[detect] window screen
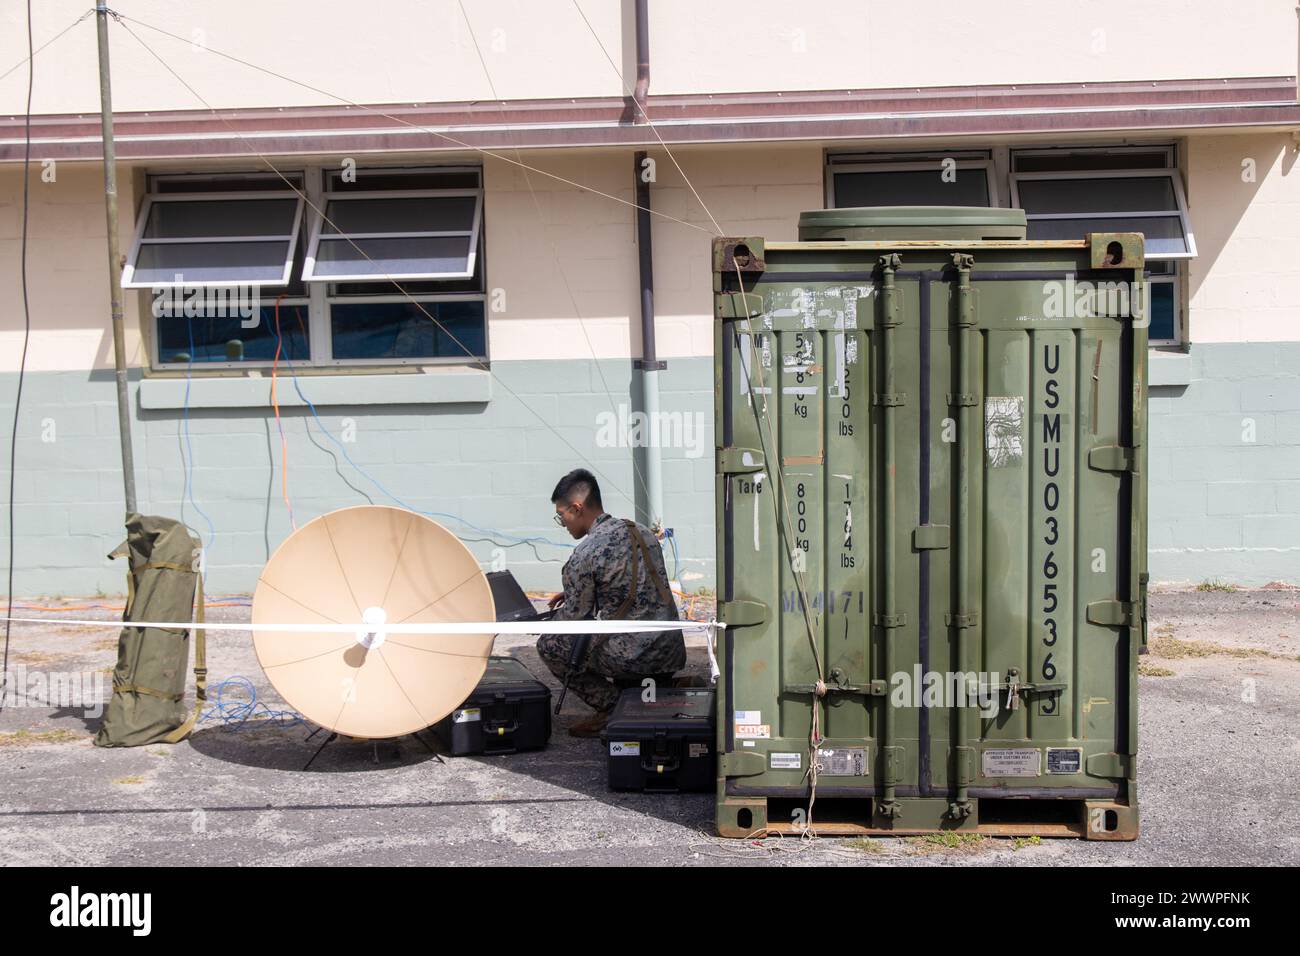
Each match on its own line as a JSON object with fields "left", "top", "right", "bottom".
{"left": 1012, "top": 170, "right": 1196, "bottom": 259}
{"left": 304, "top": 190, "right": 483, "bottom": 281}
{"left": 830, "top": 163, "right": 993, "bottom": 208}
{"left": 122, "top": 192, "right": 304, "bottom": 288}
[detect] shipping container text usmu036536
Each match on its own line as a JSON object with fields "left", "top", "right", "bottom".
{"left": 712, "top": 207, "right": 1147, "bottom": 839}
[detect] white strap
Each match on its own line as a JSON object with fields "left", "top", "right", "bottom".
{"left": 2, "top": 615, "right": 722, "bottom": 636}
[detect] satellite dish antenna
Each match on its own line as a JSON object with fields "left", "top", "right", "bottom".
{"left": 252, "top": 505, "right": 496, "bottom": 739}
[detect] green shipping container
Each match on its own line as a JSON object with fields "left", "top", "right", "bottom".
{"left": 712, "top": 207, "right": 1148, "bottom": 840}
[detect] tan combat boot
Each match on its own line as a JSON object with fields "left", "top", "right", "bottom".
{"left": 567, "top": 710, "right": 611, "bottom": 738}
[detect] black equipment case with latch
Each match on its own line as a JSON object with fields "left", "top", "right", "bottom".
{"left": 435, "top": 656, "right": 552, "bottom": 756}
{"left": 601, "top": 688, "right": 716, "bottom": 792}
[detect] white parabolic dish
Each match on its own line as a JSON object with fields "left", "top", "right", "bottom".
{"left": 252, "top": 505, "right": 496, "bottom": 739}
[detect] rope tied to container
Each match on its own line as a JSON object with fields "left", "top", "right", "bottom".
{"left": 731, "top": 257, "right": 828, "bottom": 841}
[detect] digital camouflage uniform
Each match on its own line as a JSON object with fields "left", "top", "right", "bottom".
{"left": 538, "top": 512, "right": 685, "bottom": 711}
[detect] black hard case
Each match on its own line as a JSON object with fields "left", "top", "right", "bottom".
{"left": 435, "top": 656, "right": 552, "bottom": 756}
{"left": 601, "top": 688, "right": 716, "bottom": 793}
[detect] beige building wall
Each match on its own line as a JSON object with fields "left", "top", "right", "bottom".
{"left": 0, "top": 162, "right": 144, "bottom": 373}
{"left": 653, "top": 0, "right": 1299, "bottom": 93}
{"left": 484, "top": 144, "right": 820, "bottom": 362}
{"left": 1187, "top": 132, "right": 1300, "bottom": 343}
{"left": 0, "top": 143, "right": 823, "bottom": 372}
{"left": 4, "top": 129, "right": 1299, "bottom": 375}
{"left": 2, "top": 1, "right": 1295, "bottom": 115}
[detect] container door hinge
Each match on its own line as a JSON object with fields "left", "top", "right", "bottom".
{"left": 718, "top": 446, "right": 765, "bottom": 475}
{"left": 717, "top": 292, "right": 765, "bottom": 319}
{"left": 1088, "top": 445, "right": 1136, "bottom": 472}
{"left": 882, "top": 746, "right": 905, "bottom": 785}
{"left": 719, "top": 600, "right": 767, "bottom": 628}
{"left": 874, "top": 393, "right": 907, "bottom": 407}
{"left": 1085, "top": 752, "right": 1135, "bottom": 780}
{"left": 720, "top": 750, "right": 766, "bottom": 778}
{"left": 912, "top": 524, "right": 949, "bottom": 550}
{"left": 954, "top": 746, "right": 976, "bottom": 785}
{"left": 945, "top": 612, "right": 979, "bottom": 628}
{"left": 946, "top": 393, "right": 978, "bottom": 407}
{"left": 874, "top": 612, "right": 906, "bottom": 628}
{"left": 1087, "top": 600, "right": 1137, "bottom": 628}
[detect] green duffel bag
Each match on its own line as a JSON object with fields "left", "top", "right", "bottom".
{"left": 94, "top": 514, "right": 207, "bottom": 748}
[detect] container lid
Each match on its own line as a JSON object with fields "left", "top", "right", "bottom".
{"left": 798, "top": 206, "right": 1027, "bottom": 241}
{"left": 607, "top": 688, "right": 716, "bottom": 725}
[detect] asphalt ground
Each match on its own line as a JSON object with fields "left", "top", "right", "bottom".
{"left": 0, "top": 587, "right": 1296, "bottom": 866}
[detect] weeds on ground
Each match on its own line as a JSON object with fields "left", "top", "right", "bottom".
{"left": 907, "top": 832, "right": 984, "bottom": 853}
{"left": 1138, "top": 662, "right": 1176, "bottom": 677}
{"left": 1195, "top": 579, "right": 1237, "bottom": 592}
{"left": 1150, "top": 635, "right": 1298, "bottom": 662}
{"left": 0, "top": 729, "right": 83, "bottom": 747}
{"left": 844, "top": 837, "right": 885, "bottom": 853}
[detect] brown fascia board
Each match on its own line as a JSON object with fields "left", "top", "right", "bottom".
{"left": 1, "top": 76, "right": 1298, "bottom": 162}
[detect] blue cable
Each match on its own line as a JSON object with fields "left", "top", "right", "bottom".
{"left": 273, "top": 311, "right": 574, "bottom": 551}
{"left": 198, "top": 675, "right": 304, "bottom": 730}
{"left": 182, "top": 315, "right": 217, "bottom": 558}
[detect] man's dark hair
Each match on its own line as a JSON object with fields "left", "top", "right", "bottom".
{"left": 551, "top": 468, "right": 603, "bottom": 509}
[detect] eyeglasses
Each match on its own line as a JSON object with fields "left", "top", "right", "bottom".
{"left": 553, "top": 502, "right": 579, "bottom": 526}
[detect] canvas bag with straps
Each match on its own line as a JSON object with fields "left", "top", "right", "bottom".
{"left": 94, "top": 514, "right": 207, "bottom": 747}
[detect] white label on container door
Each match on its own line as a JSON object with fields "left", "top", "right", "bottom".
{"left": 817, "top": 748, "right": 868, "bottom": 776}
{"left": 982, "top": 748, "right": 1041, "bottom": 777}
{"left": 734, "top": 710, "right": 761, "bottom": 725}
{"left": 609, "top": 741, "right": 640, "bottom": 756}
{"left": 770, "top": 752, "right": 802, "bottom": 770}
{"left": 452, "top": 708, "right": 481, "bottom": 723}
{"left": 1046, "top": 747, "right": 1083, "bottom": 774}
{"left": 985, "top": 396, "right": 1025, "bottom": 468}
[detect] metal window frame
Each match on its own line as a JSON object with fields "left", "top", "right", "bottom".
{"left": 1009, "top": 167, "right": 1197, "bottom": 259}
{"left": 144, "top": 164, "right": 490, "bottom": 373}
{"left": 827, "top": 149, "right": 992, "bottom": 166}
{"left": 1144, "top": 274, "right": 1180, "bottom": 346}
{"left": 323, "top": 163, "right": 482, "bottom": 191}
{"left": 825, "top": 158, "right": 999, "bottom": 209}
{"left": 122, "top": 190, "right": 305, "bottom": 289}
{"left": 323, "top": 292, "right": 489, "bottom": 368}
{"left": 150, "top": 169, "right": 306, "bottom": 191}
{"left": 1009, "top": 143, "right": 1177, "bottom": 172}
{"left": 302, "top": 187, "right": 484, "bottom": 282}
{"left": 151, "top": 295, "right": 314, "bottom": 371}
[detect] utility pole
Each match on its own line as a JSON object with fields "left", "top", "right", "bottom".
{"left": 95, "top": 2, "right": 138, "bottom": 515}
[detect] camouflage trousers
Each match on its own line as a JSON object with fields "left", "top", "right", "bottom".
{"left": 537, "top": 630, "right": 686, "bottom": 712}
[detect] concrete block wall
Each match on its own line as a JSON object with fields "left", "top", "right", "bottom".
{"left": 0, "top": 357, "right": 716, "bottom": 597}
{"left": 1147, "top": 343, "right": 1300, "bottom": 586}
